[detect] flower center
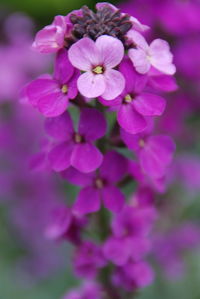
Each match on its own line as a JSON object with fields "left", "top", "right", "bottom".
{"left": 139, "top": 139, "right": 145, "bottom": 147}
{"left": 93, "top": 65, "right": 104, "bottom": 74}
{"left": 61, "top": 84, "right": 68, "bottom": 94}
{"left": 124, "top": 94, "right": 132, "bottom": 103}
{"left": 74, "top": 133, "right": 83, "bottom": 143}
{"left": 95, "top": 178, "right": 104, "bottom": 189}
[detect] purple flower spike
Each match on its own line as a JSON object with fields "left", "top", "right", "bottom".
{"left": 68, "top": 35, "right": 125, "bottom": 100}
{"left": 32, "top": 15, "right": 70, "bottom": 53}
{"left": 45, "top": 108, "right": 106, "bottom": 173}
{"left": 100, "top": 58, "right": 166, "bottom": 134}
{"left": 26, "top": 49, "right": 79, "bottom": 117}
{"left": 62, "top": 151, "right": 128, "bottom": 214}
{"left": 121, "top": 129, "right": 176, "bottom": 179}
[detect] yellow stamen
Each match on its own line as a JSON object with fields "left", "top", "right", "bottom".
{"left": 93, "top": 66, "right": 104, "bottom": 74}
{"left": 124, "top": 94, "right": 132, "bottom": 103}
{"left": 61, "top": 84, "right": 68, "bottom": 94}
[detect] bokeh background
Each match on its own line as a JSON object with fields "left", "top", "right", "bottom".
{"left": 1, "top": 0, "right": 200, "bottom": 298}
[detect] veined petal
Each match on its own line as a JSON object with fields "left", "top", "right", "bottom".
{"left": 133, "top": 93, "right": 166, "bottom": 116}
{"left": 26, "top": 78, "right": 58, "bottom": 106}
{"left": 96, "top": 35, "right": 124, "bottom": 68}
{"left": 150, "top": 39, "right": 176, "bottom": 75}
{"left": 117, "top": 103, "right": 147, "bottom": 134}
{"left": 45, "top": 111, "right": 74, "bottom": 141}
{"left": 77, "top": 72, "right": 106, "bottom": 98}
{"left": 38, "top": 92, "right": 68, "bottom": 117}
{"left": 101, "top": 69, "right": 125, "bottom": 100}
{"left": 128, "top": 48, "right": 151, "bottom": 74}
{"left": 68, "top": 37, "right": 99, "bottom": 71}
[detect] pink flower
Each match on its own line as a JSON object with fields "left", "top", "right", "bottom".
{"left": 26, "top": 49, "right": 79, "bottom": 117}
{"left": 45, "top": 108, "right": 106, "bottom": 173}
{"left": 32, "top": 15, "right": 70, "bottom": 53}
{"left": 121, "top": 129, "right": 176, "bottom": 179}
{"left": 68, "top": 35, "right": 125, "bottom": 100}
{"left": 128, "top": 31, "right": 176, "bottom": 75}
{"left": 112, "top": 260, "right": 154, "bottom": 291}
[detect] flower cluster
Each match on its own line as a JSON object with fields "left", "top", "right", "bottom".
{"left": 24, "top": 2, "right": 177, "bottom": 298}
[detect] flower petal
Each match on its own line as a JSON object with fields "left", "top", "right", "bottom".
{"left": 96, "top": 35, "right": 124, "bottom": 68}
{"left": 74, "top": 187, "right": 101, "bottom": 214}
{"left": 101, "top": 69, "right": 125, "bottom": 100}
{"left": 71, "top": 143, "right": 103, "bottom": 173}
{"left": 140, "top": 135, "right": 176, "bottom": 178}
{"left": 77, "top": 72, "right": 106, "bottom": 98}
{"left": 102, "top": 185, "right": 125, "bottom": 213}
{"left": 45, "top": 111, "right": 74, "bottom": 141}
{"left": 128, "top": 48, "right": 151, "bottom": 74}
{"left": 133, "top": 93, "right": 166, "bottom": 116}
{"left": 26, "top": 78, "right": 58, "bottom": 106}
{"left": 54, "top": 48, "right": 74, "bottom": 84}
{"left": 150, "top": 39, "right": 176, "bottom": 75}
{"left": 117, "top": 103, "right": 147, "bottom": 134}
{"left": 48, "top": 141, "right": 74, "bottom": 172}
{"left": 38, "top": 92, "right": 68, "bottom": 117}
{"left": 68, "top": 37, "right": 99, "bottom": 71}
{"left": 61, "top": 167, "right": 94, "bottom": 187}
{"left": 100, "top": 151, "right": 127, "bottom": 183}
{"left": 78, "top": 108, "right": 107, "bottom": 141}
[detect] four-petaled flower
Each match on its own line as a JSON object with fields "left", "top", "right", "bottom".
{"left": 45, "top": 108, "right": 106, "bottom": 173}
{"left": 68, "top": 35, "right": 125, "bottom": 100}
{"left": 128, "top": 31, "right": 176, "bottom": 75}
{"left": 26, "top": 49, "right": 79, "bottom": 117}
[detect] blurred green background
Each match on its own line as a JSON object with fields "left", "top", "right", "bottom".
{"left": 1, "top": 0, "right": 200, "bottom": 298}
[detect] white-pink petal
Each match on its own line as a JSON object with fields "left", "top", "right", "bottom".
{"left": 127, "top": 30, "right": 149, "bottom": 50}
{"left": 68, "top": 37, "right": 99, "bottom": 71}
{"left": 128, "top": 48, "right": 151, "bottom": 74}
{"left": 150, "top": 39, "right": 176, "bottom": 75}
{"left": 96, "top": 35, "right": 124, "bottom": 68}
{"left": 101, "top": 69, "right": 125, "bottom": 100}
{"left": 77, "top": 72, "right": 106, "bottom": 98}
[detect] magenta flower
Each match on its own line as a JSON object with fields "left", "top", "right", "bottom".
{"left": 73, "top": 241, "right": 106, "bottom": 279}
{"left": 103, "top": 235, "right": 151, "bottom": 266}
{"left": 32, "top": 15, "right": 70, "bottom": 53}
{"left": 68, "top": 35, "right": 125, "bottom": 100}
{"left": 26, "top": 49, "right": 79, "bottom": 117}
{"left": 112, "top": 260, "right": 154, "bottom": 291}
{"left": 63, "top": 281, "right": 103, "bottom": 299}
{"left": 62, "top": 151, "right": 127, "bottom": 214}
{"left": 121, "top": 129, "right": 176, "bottom": 178}
{"left": 128, "top": 31, "right": 176, "bottom": 75}
{"left": 44, "top": 205, "right": 87, "bottom": 245}
{"left": 100, "top": 58, "right": 166, "bottom": 134}
{"left": 45, "top": 108, "right": 106, "bottom": 173}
